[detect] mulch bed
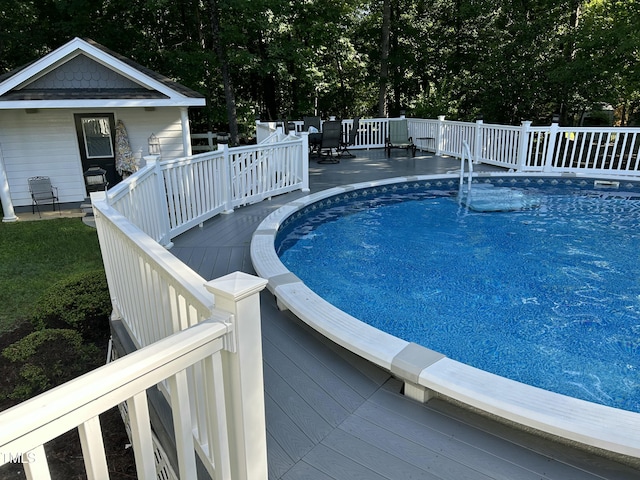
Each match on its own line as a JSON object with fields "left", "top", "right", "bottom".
{"left": 0, "top": 322, "right": 137, "bottom": 479}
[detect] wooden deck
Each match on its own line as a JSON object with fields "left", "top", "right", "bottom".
{"left": 171, "top": 149, "right": 640, "bottom": 479}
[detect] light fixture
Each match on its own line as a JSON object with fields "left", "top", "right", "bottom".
{"left": 83, "top": 166, "right": 108, "bottom": 193}
{"left": 148, "top": 133, "right": 161, "bottom": 155}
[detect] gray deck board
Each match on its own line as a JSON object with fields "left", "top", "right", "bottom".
{"left": 262, "top": 338, "right": 351, "bottom": 427}
{"left": 170, "top": 149, "right": 640, "bottom": 480}
{"left": 322, "top": 428, "right": 460, "bottom": 480}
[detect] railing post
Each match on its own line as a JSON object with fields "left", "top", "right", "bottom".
{"left": 517, "top": 121, "right": 532, "bottom": 172}
{"left": 220, "top": 144, "right": 234, "bottom": 214}
{"left": 474, "top": 118, "right": 483, "bottom": 164}
{"left": 300, "top": 132, "right": 310, "bottom": 193}
{"left": 436, "top": 115, "right": 445, "bottom": 156}
{"left": 205, "top": 272, "right": 269, "bottom": 480}
{"left": 145, "top": 155, "right": 173, "bottom": 248}
{"left": 544, "top": 119, "right": 560, "bottom": 172}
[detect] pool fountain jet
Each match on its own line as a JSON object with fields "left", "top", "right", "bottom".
{"left": 458, "top": 141, "right": 540, "bottom": 212}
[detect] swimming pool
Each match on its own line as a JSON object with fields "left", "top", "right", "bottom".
{"left": 250, "top": 173, "right": 640, "bottom": 458}
{"left": 276, "top": 179, "right": 640, "bottom": 413}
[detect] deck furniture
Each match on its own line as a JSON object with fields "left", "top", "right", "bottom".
{"left": 338, "top": 117, "right": 359, "bottom": 157}
{"left": 303, "top": 116, "right": 321, "bottom": 132}
{"left": 385, "top": 119, "right": 416, "bottom": 157}
{"left": 28, "top": 176, "right": 59, "bottom": 217}
{"left": 317, "top": 120, "right": 342, "bottom": 163}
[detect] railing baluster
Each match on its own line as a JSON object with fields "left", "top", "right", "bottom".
{"left": 78, "top": 416, "right": 109, "bottom": 480}
{"left": 168, "top": 370, "right": 198, "bottom": 479}
{"left": 23, "top": 445, "right": 50, "bottom": 480}
{"left": 127, "top": 392, "right": 159, "bottom": 479}
{"left": 205, "top": 351, "right": 232, "bottom": 479}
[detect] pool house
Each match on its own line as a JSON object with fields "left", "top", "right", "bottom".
{"left": 2, "top": 116, "right": 640, "bottom": 479}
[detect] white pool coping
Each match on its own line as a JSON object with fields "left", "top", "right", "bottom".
{"left": 250, "top": 172, "right": 640, "bottom": 460}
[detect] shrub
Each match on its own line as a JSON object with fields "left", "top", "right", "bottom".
{"left": 30, "top": 270, "right": 112, "bottom": 344}
{"left": 1, "top": 329, "right": 100, "bottom": 401}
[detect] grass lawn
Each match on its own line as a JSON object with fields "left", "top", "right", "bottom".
{"left": 0, "top": 218, "right": 105, "bottom": 333}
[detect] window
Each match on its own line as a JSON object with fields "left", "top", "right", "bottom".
{"left": 81, "top": 117, "right": 114, "bottom": 158}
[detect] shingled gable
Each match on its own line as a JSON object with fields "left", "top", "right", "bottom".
{"left": 0, "top": 37, "right": 206, "bottom": 109}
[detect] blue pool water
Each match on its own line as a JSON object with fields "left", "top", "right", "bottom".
{"left": 277, "top": 181, "right": 640, "bottom": 413}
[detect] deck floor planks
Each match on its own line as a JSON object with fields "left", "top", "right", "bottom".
{"left": 262, "top": 360, "right": 335, "bottom": 443}
{"left": 335, "top": 415, "right": 494, "bottom": 480}
{"left": 347, "top": 399, "right": 551, "bottom": 480}
{"left": 320, "top": 428, "right": 450, "bottom": 480}
{"left": 267, "top": 431, "right": 296, "bottom": 480}
{"left": 261, "top": 308, "right": 376, "bottom": 413}
{"left": 274, "top": 307, "right": 390, "bottom": 396}
{"left": 265, "top": 305, "right": 389, "bottom": 399}
{"left": 299, "top": 443, "right": 391, "bottom": 480}
{"left": 423, "top": 397, "right": 640, "bottom": 480}
{"left": 169, "top": 150, "right": 640, "bottom": 480}
{"left": 280, "top": 461, "right": 336, "bottom": 480}
{"left": 262, "top": 337, "right": 351, "bottom": 428}
{"left": 263, "top": 393, "right": 316, "bottom": 464}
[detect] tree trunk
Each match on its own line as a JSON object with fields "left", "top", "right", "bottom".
{"left": 559, "top": 0, "right": 582, "bottom": 124}
{"left": 208, "top": 0, "right": 239, "bottom": 144}
{"left": 378, "top": 0, "right": 391, "bottom": 117}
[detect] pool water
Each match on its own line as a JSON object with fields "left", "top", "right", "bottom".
{"left": 277, "top": 183, "right": 640, "bottom": 413}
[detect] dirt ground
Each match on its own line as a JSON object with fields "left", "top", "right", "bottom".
{"left": 0, "top": 322, "right": 137, "bottom": 479}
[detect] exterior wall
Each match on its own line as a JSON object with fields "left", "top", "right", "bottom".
{"left": 0, "top": 107, "right": 185, "bottom": 207}
{"left": 119, "top": 107, "right": 185, "bottom": 160}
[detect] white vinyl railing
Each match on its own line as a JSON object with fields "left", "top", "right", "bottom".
{"left": 109, "top": 134, "right": 309, "bottom": 246}
{"left": 0, "top": 275, "right": 268, "bottom": 480}
{"left": 254, "top": 116, "right": 640, "bottom": 178}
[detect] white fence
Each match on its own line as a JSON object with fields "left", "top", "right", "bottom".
{"left": 111, "top": 133, "right": 309, "bottom": 247}
{"left": 254, "top": 116, "right": 640, "bottom": 178}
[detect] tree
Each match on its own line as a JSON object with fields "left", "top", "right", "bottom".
{"left": 208, "top": 0, "right": 239, "bottom": 144}
{"left": 377, "top": 0, "right": 391, "bottom": 117}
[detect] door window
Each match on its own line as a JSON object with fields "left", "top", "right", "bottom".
{"left": 81, "top": 117, "right": 114, "bottom": 158}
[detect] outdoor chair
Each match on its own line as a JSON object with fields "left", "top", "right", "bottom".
{"left": 338, "top": 117, "right": 359, "bottom": 157}
{"left": 303, "top": 116, "right": 321, "bottom": 132}
{"left": 317, "top": 120, "right": 342, "bottom": 163}
{"left": 28, "top": 176, "right": 59, "bottom": 217}
{"left": 385, "top": 119, "right": 416, "bottom": 157}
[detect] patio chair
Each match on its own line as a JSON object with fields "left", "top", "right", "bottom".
{"left": 338, "top": 117, "right": 359, "bottom": 158}
{"left": 28, "top": 176, "right": 59, "bottom": 217}
{"left": 303, "top": 116, "right": 321, "bottom": 132}
{"left": 317, "top": 120, "right": 342, "bottom": 163}
{"left": 385, "top": 119, "right": 416, "bottom": 157}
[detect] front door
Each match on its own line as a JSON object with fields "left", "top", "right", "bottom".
{"left": 74, "top": 113, "right": 121, "bottom": 191}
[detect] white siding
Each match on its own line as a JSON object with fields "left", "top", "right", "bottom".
{"left": 117, "top": 107, "right": 185, "bottom": 161}
{"left": 0, "top": 107, "right": 187, "bottom": 207}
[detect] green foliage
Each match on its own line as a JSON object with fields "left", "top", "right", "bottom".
{"left": 2, "top": 0, "right": 638, "bottom": 127}
{"left": 0, "top": 218, "right": 105, "bottom": 333}
{"left": 1, "top": 329, "right": 100, "bottom": 401}
{"left": 30, "top": 270, "right": 112, "bottom": 343}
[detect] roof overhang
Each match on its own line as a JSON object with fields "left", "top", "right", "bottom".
{"left": 0, "top": 37, "right": 206, "bottom": 110}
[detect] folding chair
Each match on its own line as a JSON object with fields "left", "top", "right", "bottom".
{"left": 28, "top": 176, "right": 59, "bottom": 217}
{"left": 385, "top": 119, "right": 416, "bottom": 157}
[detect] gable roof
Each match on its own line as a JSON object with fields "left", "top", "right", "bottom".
{"left": 0, "top": 37, "right": 206, "bottom": 109}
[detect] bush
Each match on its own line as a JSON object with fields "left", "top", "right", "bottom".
{"left": 1, "top": 329, "right": 100, "bottom": 401}
{"left": 30, "top": 270, "right": 112, "bottom": 343}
